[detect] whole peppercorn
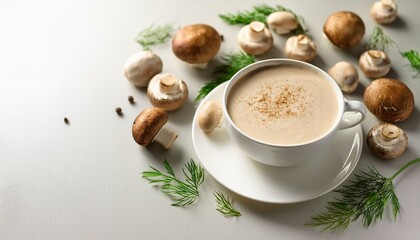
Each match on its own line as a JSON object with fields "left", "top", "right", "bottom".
{"left": 115, "top": 107, "right": 123, "bottom": 116}
{"left": 128, "top": 95, "right": 135, "bottom": 104}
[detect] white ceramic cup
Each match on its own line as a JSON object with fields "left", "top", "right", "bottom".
{"left": 223, "top": 59, "right": 365, "bottom": 167}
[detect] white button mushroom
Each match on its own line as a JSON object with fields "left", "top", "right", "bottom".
{"left": 197, "top": 100, "right": 223, "bottom": 133}
{"left": 359, "top": 50, "right": 391, "bottom": 78}
{"left": 132, "top": 107, "right": 178, "bottom": 149}
{"left": 147, "top": 73, "right": 189, "bottom": 112}
{"left": 267, "top": 11, "right": 298, "bottom": 35}
{"left": 367, "top": 123, "right": 408, "bottom": 159}
{"left": 328, "top": 61, "right": 359, "bottom": 94}
{"left": 172, "top": 24, "right": 222, "bottom": 69}
{"left": 371, "top": 0, "right": 398, "bottom": 24}
{"left": 123, "top": 50, "right": 163, "bottom": 87}
{"left": 237, "top": 21, "right": 273, "bottom": 56}
{"left": 284, "top": 34, "right": 317, "bottom": 62}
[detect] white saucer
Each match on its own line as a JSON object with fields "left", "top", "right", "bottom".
{"left": 192, "top": 82, "right": 363, "bottom": 204}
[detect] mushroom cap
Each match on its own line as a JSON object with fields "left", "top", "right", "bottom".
{"left": 237, "top": 21, "right": 273, "bottom": 55}
{"left": 267, "top": 11, "right": 298, "bottom": 35}
{"left": 197, "top": 100, "right": 223, "bottom": 133}
{"left": 284, "top": 34, "right": 317, "bottom": 62}
{"left": 123, "top": 50, "right": 163, "bottom": 87}
{"left": 371, "top": 0, "right": 398, "bottom": 24}
{"left": 172, "top": 24, "right": 221, "bottom": 64}
{"left": 132, "top": 107, "right": 168, "bottom": 146}
{"left": 367, "top": 123, "right": 408, "bottom": 159}
{"left": 364, "top": 78, "right": 414, "bottom": 122}
{"left": 147, "top": 73, "right": 189, "bottom": 112}
{"left": 359, "top": 50, "right": 391, "bottom": 78}
{"left": 328, "top": 61, "right": 359, "bottom": 94}
{"left": 323, "top": 11, "right": 365, "bottom": 49}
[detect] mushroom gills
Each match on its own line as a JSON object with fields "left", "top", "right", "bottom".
{"left": 285, "top": 34, "right": 317, "bottom": 62}
{"left": 237, "top": 21, "right": 273, "bottom": 55}
{"left": 147, "top": 73, "right": 189, "bottom": 112}
{"left": 367, "top": 123, "right": 408, "bottom": 159}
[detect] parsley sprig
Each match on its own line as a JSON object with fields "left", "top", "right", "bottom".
{"left": 308, "top": 158, "right": 420, "bottom": 231}
{"left": 195, "top": 51, "right": 255, "bottom": 102}
{"left": 219, "top": 4, "right": 307, "bottom": 35}
{"left": 142, "top": 159, "right": 205, "bottom": 207}
{"left": 401, "top": 50, "right": 420, "bottom": 77}
{"left": 214, "top": 191, "right": 242, "bottom": 217}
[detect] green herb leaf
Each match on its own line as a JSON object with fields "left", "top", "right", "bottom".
{"left": 365, "top": 26, "right": 397, "bottom": 51}
{"left": 214, "top": 191, "right": 241, "bottom": 217}
{"left": 195, "top": 51, "right": 255, "bottom": 102}
{"left": 401, "top": 50, "right": 420, "bottom": 77}
{"left": 307, "top": 158, "right": 420, "bottom": 231}
{"left": 142, "top": 158, "right": 205, "bottom": 207}
{"left": 219, "top": 4, "right": 307, "bottom": 35}
{"left": 135, "top": 23, "right": 176, "bottom": 50}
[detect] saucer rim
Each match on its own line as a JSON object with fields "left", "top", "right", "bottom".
{"left": 192, "top": 82, "right": 363, "bottom": 204}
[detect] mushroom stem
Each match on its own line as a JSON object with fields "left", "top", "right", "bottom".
{"left": 297, "top": 35, "right": 310, "bottom": 49}
{"left": 160, "top": 75, "right": 179, "bottom": 93}
{"left": 154, "top": 127, "right": 178, "bottom": 149}
{"left": 367, "top": 50, "right": 384, "bottom": 66}
{"left": 381, "top": 124, "right": 400, "bottom": 139}
{"left": 249, "top": 21, "right": 266, "bottom": 42}
{"left": 367, "top": 123, "right": 408, "bottom": 159}
{"left": 188, "top": 62, "right": 208, "bottom": 69}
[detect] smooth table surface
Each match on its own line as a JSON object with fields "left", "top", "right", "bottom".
{"left": 1, "top": 0, "right": 420, "bottom": 239}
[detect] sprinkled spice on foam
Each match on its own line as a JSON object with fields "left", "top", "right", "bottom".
{"left": 246, "top": 81, "right": 310, "bottom": 122}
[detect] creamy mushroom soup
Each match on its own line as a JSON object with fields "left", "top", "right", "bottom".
{"left": 227, "top": 65, "right": 339, "bottom": 145}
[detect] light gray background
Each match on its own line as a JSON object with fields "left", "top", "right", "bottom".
{"left": 1, "top": 0, "right": 419, "bottom": 239}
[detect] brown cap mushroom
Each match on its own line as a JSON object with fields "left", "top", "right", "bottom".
{"left": 237, "top": 21, "right": 273, "bottom": 55}
{"left": 323, "top": 11, "right": 365, "bottom": 49}
{"left": 359, "top": 50, "right": 391, "bottom": 78}
{"left": 123, "top": 50, "right": 163, "bottom": 87}
{"left": 267, "top": 11, "right": 298, "bottom": 35}
{"left": 328, "top": 61, "right": 359, "bottom": 94}
{"left": 284, "top": 34, "right": 317, "bottom": 62}
{"left": 147, "top": 73, "right": 189, "bottom": 112}
{"left": 197, "top": 100, "right": 223, "bottom": 133}
{"left": 371, "top": 0, "right": 398, "bottom": 24}
{"left": 367, "top": 123, "right": 408, "bottom": 159}
{"left": 172, "top": 24, "right": 222, "bottom": 69}
{"left": 364, "top": 78, "right": 414, "bottom": 122}
{"left": 132, "top": 107, "right": 177, "bottom": 149}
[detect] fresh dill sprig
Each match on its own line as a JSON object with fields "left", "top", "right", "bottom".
{"left": 365, "top": 26, "right": 397, "bottom": 51}
{"left": 214, "top": 191, "right": 242, "bottom": 217}
{"left": 307, "top": 158, "right": 420, "bottom": 231}
{"left": 401, "top": 50, "right": 420, "bottom": 78}
{"left": 195, "top": 51, "right": 255, "bottom": 102}
{"left": 135, "top": 23, "right": 176, "bottom": 50}
{"left": 219, "top": 4, "right": 307, "bottom": 35}
{"left": 142, "top": 158, "right": 205, "bottom": 207}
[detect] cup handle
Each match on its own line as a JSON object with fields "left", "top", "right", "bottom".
{"left": 338, "top": 100, "right": 366, "bottom": 130}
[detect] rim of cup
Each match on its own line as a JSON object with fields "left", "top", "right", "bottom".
{"left": 222, "top": 58, "right": 345, "bottom": 148}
